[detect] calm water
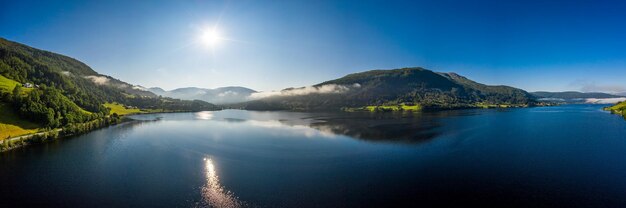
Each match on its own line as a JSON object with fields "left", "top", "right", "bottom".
{"left": 2, "top": 105, "right": 626, "bottom": 207}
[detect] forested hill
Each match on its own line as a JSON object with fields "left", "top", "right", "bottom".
{"left": 239, "top": 67, "right": 537, "bottom": 111}
{"left": 0, "top": 38, "right": 218, "bottom": 130}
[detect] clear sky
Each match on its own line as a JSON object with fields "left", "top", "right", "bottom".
{"left": 1, "top": 0, "right": 625, "bottom": 92}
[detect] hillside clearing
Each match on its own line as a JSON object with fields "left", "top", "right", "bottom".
{"left": 0, "top": 102, "right": 40, "bottom": 139}
{"left": 0, "top": 74, "right": 33, "bottom": 95}
{"left": 104, "top": 102, "right": 166, "bottom": 116}
{"left": 104, "top": 102, "right": 142, "bottom": 115}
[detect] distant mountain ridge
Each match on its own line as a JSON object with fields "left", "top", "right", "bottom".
{"left": 148, "top": 86, "right": 257, "bottom": 104}
{"left": 614, "top": 92, "right": 626, "bottom": 96}
{"left": 236, "top": 67, "right": 537, "bottom": 111}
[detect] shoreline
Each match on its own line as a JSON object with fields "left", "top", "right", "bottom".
{"left": 0, "top": 116, "right": 129, "bottom": 152}
{"left": 0, "top": 108, "right": 218, "bottom": 153}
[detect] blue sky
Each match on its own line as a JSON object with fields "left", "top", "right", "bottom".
{"left": 1, "top": 0, "right": 625, "bottom": 92}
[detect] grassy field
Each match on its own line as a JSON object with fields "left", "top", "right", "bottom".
{"left": 104, "top": 102, "right": 142, "bottom": 115}
{"left": 345, "top": 103, "right": 421, "bottom": 112}
{"left": 0, "top": 102, "right": 40, "bottom": 139}
{"left": 0, "top": 74, "right": 33, "bottom": 95}
{"left": 0, "top": 74, "right": 19, "bottom": 92}
{"left": 104, "top": 102, "right": 166, "bottom": 116}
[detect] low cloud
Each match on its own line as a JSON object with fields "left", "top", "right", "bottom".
{"left": 84, "top": 75, "right": 136, "bottom": 90}
{"left": 84, "top": 75, "right": 110, "bottom": 85}
{"left": 585, "top": 98, "right": 626, "bottom": 104}
{"left": 60, "top": 71, "right": 71, "bottom": 76}
{"left": 249, "top": 83, "right": 360, "bottom": 99}
{"left": 218, "top": 91, "right": 238, "bottom": 97}
{"left": 132, "top": 85, "right": 148, "bottom": 91}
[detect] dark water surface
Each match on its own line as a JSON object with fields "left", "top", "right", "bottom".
{"left": 2, "top": 105, "right": 626, "bottom": 207}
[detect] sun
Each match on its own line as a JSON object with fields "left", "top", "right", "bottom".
{"left": 201, "top": 28, "right": 222, "bottom": 47}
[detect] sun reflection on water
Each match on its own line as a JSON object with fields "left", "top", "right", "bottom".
{"left": 195, "top": 111, "right": 214, "bottom": 120}
{"left": 200, "top": 158, "right": 243, "bottom": 208}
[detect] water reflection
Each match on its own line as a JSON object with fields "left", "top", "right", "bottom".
{"left": 200, "top": 158, "right": 242, "bottom": 208}
{"left": 301, "top": 110, "right": 490, "bottom": 143}
{"left": 246, "top": 120, "right": 338, "bottom": 138}
{"left": 225, "top": 111, "right": 449, "bottom": 143}
{"left": 212, "top": 111, "right": 450, "bottom": 143}
{"left": 131, "top": 109, "right": 473, "bottom": 144}
{"left": 237, "top": 112, "right": 445, "bottom": 143}
{"left": 196, "top": 111, "right": 214, "bottom": 120}
{"left": 308, "top": 116, "right": 441, "bottom": 143}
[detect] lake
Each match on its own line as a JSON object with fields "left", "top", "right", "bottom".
{"left": 2, "top": 105, "right": 626, "bottom": 207}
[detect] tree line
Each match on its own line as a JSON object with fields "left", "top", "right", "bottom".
{"left": 0, "top": 115, "right": 123, "bottom": 152}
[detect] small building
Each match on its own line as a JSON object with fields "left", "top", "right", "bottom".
{"left": 23, "top": 83, "right": 33, "bottom": 88}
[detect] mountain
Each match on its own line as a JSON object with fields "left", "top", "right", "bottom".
{"left": 531, "top": 91, "right": 623, "bottom": 99}
{"left": 148, "top": 86, "right": 256, "bottom": 104}
{"left": 148, "top": 87, "right": 166, "bottom": 94}
{"left": 614, "top": 92, "right": 626, "bottom": 96}
{"left": 0, "top": 37, "right": 218, "bottom": 130}
{"left": 237, "top": 67, "right": 537, "bottom": 111}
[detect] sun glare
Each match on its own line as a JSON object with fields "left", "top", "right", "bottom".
{"left": 201, "top": 28, "right": 222, "bottom": 47}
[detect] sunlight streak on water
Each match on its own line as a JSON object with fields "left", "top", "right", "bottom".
{"left": 200, "top": 158, "right": 243, "bottom": 208}
{"left": 195, "top": 111, "right": 214, "bottom": 120}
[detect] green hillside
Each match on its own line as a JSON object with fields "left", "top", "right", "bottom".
{"left": 605, "top": 101, "right": 626, "bottom": 119}
{"left": 0, "top": 37, "right": 219, "bottom": 138}
{"left": 240, "top": 67, "right": 537, "bottom": 111}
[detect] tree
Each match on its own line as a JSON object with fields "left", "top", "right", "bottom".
{"left": 46, "top": 108, "right": 57, "bottom": 127}
{"left": 12, "top": 84, "right": 22, "bottom": 101}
